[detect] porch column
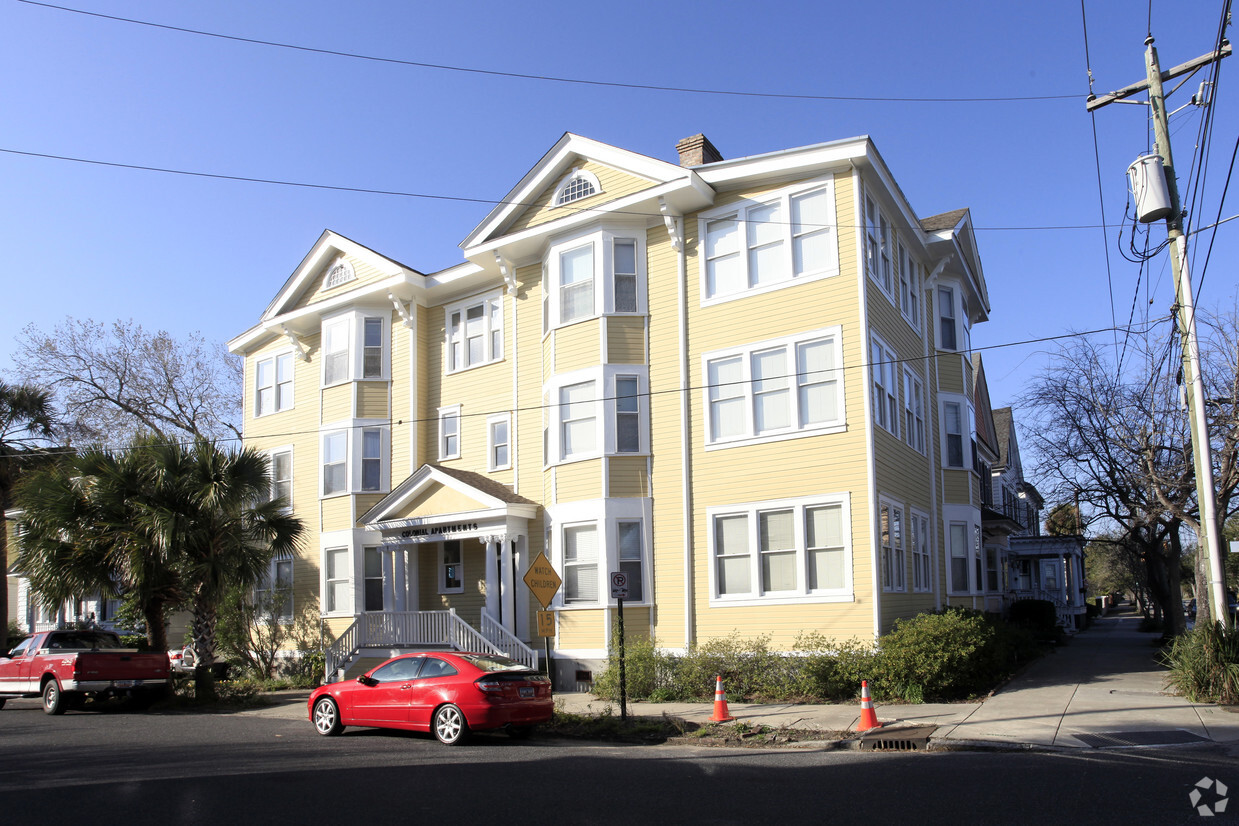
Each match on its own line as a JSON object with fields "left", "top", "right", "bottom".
{"left": 382, "top": 549, "right": 396, "bottom": 612}
{"left": 514, "top": 534, "right": 529, "bottom": 640}
{"left": 500, "top": 538, "right": 517, "bottom": 633}
{"left": 405, "top": 546, "right": 420, "bottom": 612}
{"left": 485, "top": 540, "right": 500, "bottom": 620}
{"left": 392, "top": 548, "right": 407, "bottom": 612}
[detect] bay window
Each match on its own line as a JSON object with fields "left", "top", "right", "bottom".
{"left": 563, "top": 524, "right": 598, "bottom": 603}
{"left": 322, "top": 309, "right": 389, "bottom": 384}
{"left": 615, "top": 376, "right": 640, "bottom": 453}
{"left": 944, "top": 401, "right": 965, "bottom": 468}
{"left": 324, "top": 548, "right": 350, "bottom": 614}
{"left": 322, "top": 431, "right": 347, "bottom": 496}
{"left": 938, "top": 286, "right": 958, "bottom": 350}
{"left": 560, "top": 382, "right": 596, "bottom": 458}
{"left": 321, "top": 425, "right": 389, "bottom": 496}
{"left": 544, "top": 228, "right": 646, "bottom": 332}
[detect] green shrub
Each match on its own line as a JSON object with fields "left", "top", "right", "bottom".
{"left": 593, "top": 632, "right": 671, "bottom": 701}
{"left": 675, "top": 634, "right": 796, "bottom": 701}
{"left": 877, "top": 609, "right": 1007, "bottom": 701}
{"left": 1162, "top": 622, "right": 1239, "bottom": 704}
{"left": 794, "top": 633, "right": 879, "bottom": 701}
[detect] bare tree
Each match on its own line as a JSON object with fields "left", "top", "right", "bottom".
{"left": 10, "top": 318, "right": 241, "bottom": 447}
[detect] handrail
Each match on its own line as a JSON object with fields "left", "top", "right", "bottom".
{"left": 480, "top": 609, "right": 538, "bottom": 670}
{"left": 324, "top": 618, "right": 361, "bottom": 680}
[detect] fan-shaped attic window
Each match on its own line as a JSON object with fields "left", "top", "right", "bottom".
{"left": 555, "top": 169, "right": 602, "bottom": 206}
{"left": 325, "top": 260, "right": 356, "bottom": 289}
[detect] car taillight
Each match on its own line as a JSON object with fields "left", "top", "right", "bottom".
{"left": 476, "top": 678, "right": 505, "bottom": 694}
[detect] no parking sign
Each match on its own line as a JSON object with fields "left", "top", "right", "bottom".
{"left": 610, "top": 571, "right": 629, "bottom": 600}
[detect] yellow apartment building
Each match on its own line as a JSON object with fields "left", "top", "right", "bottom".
{"left": 227, "top": 132, "right": 1004, "bottom": 684}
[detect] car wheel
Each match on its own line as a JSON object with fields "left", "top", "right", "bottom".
{"left": 43, "top": 678, "right": 66, "bottom": 715}
{"left": 433, "top": 703, "right": 469, "bottom": 745}
{"left": 312, "top": 697, "right": 344, "bottom": 736}
{"left": 507, "top": 725, "right": 534, "bottom": 740}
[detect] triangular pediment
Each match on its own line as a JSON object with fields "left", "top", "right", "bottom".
{"left": 360, "top": 464, "right": 538, "bottom": 528}
{"left": 460, "top": 133, "right": 701, "bottom": 252}
{"left": 261, "top": 230, "right": 424, "bottom": 323}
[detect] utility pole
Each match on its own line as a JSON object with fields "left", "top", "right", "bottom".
{"left": 1086, "top": 35, "right": 1232, "bottom": 628}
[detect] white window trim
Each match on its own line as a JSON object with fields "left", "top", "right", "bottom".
{"left": 444, "top": 290, "right": 504, "bottom": 374}
{"left": 698, "top": 177, "right": 840, "bottom": 306}
{"left": 707, "top": 493, "right": 853, "bottom": 606}
{"left": 438, "top": 405, "right": 461, "bottom": 461}
{"left": 487, "top": 413, "right": 513, "bottom": 471}
{"left": 553, "top": 168, "right": 602, "bottom": 206}
{"left": 945, "top": 506, "right": 980, "bottom": 595}
{"left": 255, "top": 555, "right": 294, "bottom": 622}
{"left": 321, "top": 308, "right": 391, "bottom": 386}
{"left": 543, "top": 226, "right": 647, "bottom": 337}
{"left": 546, "top": 499, "right": 652, "bottom": 609}
{"left": 544, "top": 366, "right": 650, "bottom": 466}
{"left": 359, "top": 426, "right": 387, "bottom": 493}
{"left": 703, "top": 327, "right": 845, "bottom": 450}
{"left": 938, "top": 283, "right": 959, "bottom": 352}
{"left": 322, "top": 546, "right": 352, "bottom": 617}
{"left": 910, "top": 509, "right": 933, "bottom": 594}
{"left": 899, "top": 244, "right": 921, "bottom": 330}
{"left": 439, "top": 540, "right": 464, "bottom": 594}
{"left": 903, "top": 367, "right": 926, "bottom": 455}
{"left": 940, "top": 396, "right": 972, "bottom": 470}
{"left": 878, "top": 496, "right": 906, "bottom": 593}
{"left": 324, "top": 257, "right": 356, "bottom": 289}
{"left": 254, "top": 350, "right": 295, "bottom": 418}
{"left": 870, "top": 334, "right": 899, "bottom": 439}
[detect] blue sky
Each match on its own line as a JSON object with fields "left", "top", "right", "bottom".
{"left": 1, "top": 0, "right": 1235, "bottom": 414}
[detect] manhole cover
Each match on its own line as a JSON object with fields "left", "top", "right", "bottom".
{"left": 857, "top": 725, "right": 937, "bottom": 751}
{"left": 1072, "top": 729, "right": 1208, "bottom": 748}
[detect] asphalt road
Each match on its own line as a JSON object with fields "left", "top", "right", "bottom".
{"left": 2, "top": 699, "right": 1236, "bottom": 824}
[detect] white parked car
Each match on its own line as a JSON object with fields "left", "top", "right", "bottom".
{"left": 167, "top": 646, "right": 230, "bottom": 679}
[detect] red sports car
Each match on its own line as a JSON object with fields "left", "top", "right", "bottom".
{"left": 308, "top": 651, "right": 553, "bottom": 745}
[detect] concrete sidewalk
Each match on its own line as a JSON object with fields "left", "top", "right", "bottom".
{"left": 557, "top": 609, "right": 1239, "bottom": 750}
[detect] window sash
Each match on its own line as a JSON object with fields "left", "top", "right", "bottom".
{"left": 271, "top": 450, "right": 292, "bottom": 505}
{"left": 939, "top": 287, "right": 957, "bottom": 350}
{"left": 950, "top": 522, "right": 970, "bottom": 592}
{"left": 714, "top": 499, "right": 850, "bottom": 599}
{"left": 440, "top": 410, "right": 460, "bottom": 459}
{"left": 489, "top": 417, "right": 510, "bottom": 469}
{"left": 904, "top": 371, "right": 925, "bottom": 453}
{"left": 363, "top": 546, "right": 384, "bottom": 612}
{"left": 560, "top": 381, "right": 596, "bottom": 458}
{"left": 442, "top": 541, "right": 463, "bottom": 591}
{"left": 714, "top": 514, "right": 751, "bottom": 596}
{"left": 559, "top": 245, "right": 594, "bottom": 324}
{"left": 617, "top": 521, "right": 643, "bottom": 602}
{"left": 362, "top": 318, "right": 383, "bottom": 378}
{"left": 615, "top": 376, "right": 640, "bottom": 453}
{"left": 361, "top": 428, "right": 382, "bottom": 491}
{"left": 325, "top": 548, "right": 349, "bottom": 613}
{"left": 323, "top": 432, "right": 347, "bottom": 495}
{"left": 945, "top": 402, "right": 964, "bottom": 467}
{"left": 323, "top": 319, "right": 350, "bottom": 385}
{"left": 563, "top": 525, "right": 598, "bottom": 603}
{"left": 613, "top": 239, "right": 638, "bottom": 313}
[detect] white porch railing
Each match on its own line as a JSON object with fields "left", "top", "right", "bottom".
{"left": 480, "top": 609, "right": 538, "bottom": 670}
{"left": 1009, "top": 589, "right": 1076, "bottom": 628}
{"left": 325, "top": 610, "right": 531, "bottom": 680}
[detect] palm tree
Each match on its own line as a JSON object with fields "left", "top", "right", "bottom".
{"left": 15, "top": 442, "right": 185, "bottom": 651}
{"left": 0, "top": 381, "right": 56, "bottom": 651}
{"left": 145, "top": 438, "right": 303, "bottom": 698}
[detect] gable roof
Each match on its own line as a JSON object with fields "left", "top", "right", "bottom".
{"left": 920, "top": 208, "right": 969, "bottom": 233}
{"left": 359, "top": 463, "right": 538, "bottom": 527}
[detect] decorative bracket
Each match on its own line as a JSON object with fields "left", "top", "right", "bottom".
{"left": 495, "top": 252, "right": 517, "bottom": 296}
{"left": 659, "top": 197, "right": 683, "bottom": 252}
{"left": 388, "top": 291, "right": 415, "bottom": 328}
{"left": 280, "top": 325, "right": 309, "bottom": 361}
{"left": 927, "top": 253, "right": 954, "bottom": 283}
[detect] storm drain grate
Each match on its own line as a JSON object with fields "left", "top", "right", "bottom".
{"left": 858, "top": 725, "right": 937, "bottom": 752}
{"left": 1072, "top": 729, "right": 1208, "bottom": 748}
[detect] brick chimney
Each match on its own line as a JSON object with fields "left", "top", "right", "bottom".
{"left": 676, "top": 133, "right": 723, "bottom": 167}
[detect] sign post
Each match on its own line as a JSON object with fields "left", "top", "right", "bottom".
{"left": 523, "top": 552, "right": 562, "bottom": 689}
{"left": 610, "top": 571, "right": 629, "bottom": 721}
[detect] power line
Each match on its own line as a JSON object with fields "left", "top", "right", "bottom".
{"left": 0, "top": 146, "right": 1133, "bottom": 233}
{"left": 30, "top": 317, "right": 1170, "bottom": 457}
{"left": 17, "top": 0, "right": 1082, "bottom": 104}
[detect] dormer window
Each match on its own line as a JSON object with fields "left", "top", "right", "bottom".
{"left": 555, "top": 169, "right": 601, "bottom": 206}
{"left": 325, "top": 259, "right": 356, "bottom": 289}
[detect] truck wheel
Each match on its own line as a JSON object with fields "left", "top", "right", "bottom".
{"left": 312, "top": 697, "right": 343, "bottom": 736}
{"left": 42, "top": 678, "right": 66, "bottom": 715}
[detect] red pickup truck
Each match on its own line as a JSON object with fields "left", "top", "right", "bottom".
{"left": 0, "top": 629, "right": 171, "bottom": 714}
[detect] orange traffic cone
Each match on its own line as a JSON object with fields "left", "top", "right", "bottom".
{"left": 710, "top": 674, "right": 735, "bottom": 722}
{"left": 856, "top": 680, "right": 881, "bottom": 731}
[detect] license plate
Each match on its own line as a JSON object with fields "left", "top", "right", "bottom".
{"left": 519, "top": 687, "right": 534, "bottom": 698}
{"left": 115, "top": 680, "right": 135, "bottom": 688}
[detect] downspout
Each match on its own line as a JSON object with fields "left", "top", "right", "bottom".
{"left": 661, "top": 197, "right": 693, "bottom": 651}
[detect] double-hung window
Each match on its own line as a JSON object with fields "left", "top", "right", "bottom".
{"left": 944, "top": 401, "right": 965, "bottom": 468}
{"left": 256, "top": 556, "right": 293, "bottom": 620}
{"left": 560, "top": 382, "right": 596, "bottom": 459}
{"left": 446, "top": 294, "right": 503, "bottom": 372}
{"left": 613, "top": 239, "right": 638, "bottom": 313}
{"left": 899, "top": 244, "right": 920, "bottom": 328}
{"left": 270, "top": 448, "right": 292, "bottom": 506}
{"left": 880, "top": 500, "right": 906, "bottom": 592}
{"left": 362, "top": 318, "right": 383, "bottom": 378}
{"left": 559, "top": 245, "right": 594, "bottom": 325}
{"left": 363, "top": 546, "right": 384, "bottom": 611}
{"left": 441, "top": 541, "right": 463, "bottom": 593}
{"left": 439, "top": 407, "right": 461, "bottom": 460}
{"left": 255, "top": 352, "right": 294, "bottom": 416}
{"left": 949, "top": 522, "right": 970, "bottom": 592}
{"left": 615, "top": 376, "right": 640, "bottom": 453}
{"left": 702, "top": 180, "right": 838, "bottom": 302}
{"left": 870, "top": 337, "right": 899, "bottom": 437}
{"left": 911, "top": 512, "right": 932, "bottom": 592}
{"left": 563, "top": 524, "right": 598, "bottom": 603}
{"left": 710, "top": 495, "right": 851, "bottom": 603}
{"left": 488, "top": 414, "right": 511, "bottom": 470}
{"left": 705, "top": 329, "right": 844, "bottom": 447}
{"left": 325, "top": 548, "right": 350, "bottom": 614}
{"left": 361, "top": 428, "right": 382, "bottom": 491}
{"left": 938, "top": 286, "right": 958, "bottom": 350}
{"left": 322, "top": 431, "right": 347, "bottom": 496}
{"left": 323, "top": 318, "right": 350, "bottom": 386}
{"left": 617, "top": 521, "right": 644, "bottom": 602}
{"left": 903, "top": 369, "right": 926, "bottom": 453}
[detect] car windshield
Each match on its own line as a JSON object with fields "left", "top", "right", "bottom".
{"left": 455, "top": 654, "right": 532, "bottom": 673}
